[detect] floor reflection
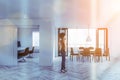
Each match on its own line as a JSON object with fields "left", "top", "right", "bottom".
{"left": 0, "top": 53, "right": 119, "bottom": 80}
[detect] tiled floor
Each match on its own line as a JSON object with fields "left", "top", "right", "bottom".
{"left": 0, "top": 53, "right": 120, "bottom": 80}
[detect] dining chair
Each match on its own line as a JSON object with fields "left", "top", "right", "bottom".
{"left": 88, "top": 47, "right": 94, "bottom": 61}
{"left": 93, "top": 48, "right": 103, "bottom": 62}
{"left": 81, "top": 48, "right": 91, "bottom": 62}
{"left": 103, "top": 48, "right": 110, "bottom": 61}
{"left": 79, "top": 47, "right": 84, "bottom": 54}
{"left": 70, "top": 47, "right": 79, "bottom": 61}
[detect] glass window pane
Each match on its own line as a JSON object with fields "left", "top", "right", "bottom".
{"left": 32, "top": 32, "right": 39, "bottom": 47}
{"left": 68, "top": 29, "right": 96, "bottom": 48}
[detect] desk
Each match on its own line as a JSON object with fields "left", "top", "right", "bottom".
{"left": 18, "top": 47, "right": 32, "bottom": 52}
{"left": 18, "top": 47, "right": 25, "bottom": 52}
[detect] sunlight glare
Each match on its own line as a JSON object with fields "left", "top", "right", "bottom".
{"left": 90, "top": 0, "right": 97, "bottom": 80}
{"left": 111, "top": 0, "right": 120, "bottom": 13}
{"left": 90, "top": 0, "right": 97, "bottom": 26}
{"left": 53, "top": 0, "right": 66, "bottom": 15}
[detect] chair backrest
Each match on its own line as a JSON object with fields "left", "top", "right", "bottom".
{"left": 95, "top": 48, "right": 102, "bottom": 56}
{"left": 31, "top": 47, "right": 34, "bottom": 53}
{"left": 79, "top": 47, "right": 84, "bottom": 54}
{"left": 83, "top": 48, "right": 90, "bottom": 56}
{"left": 79, "top": 47, "right": 84, "bottom": 49}
{"left": 29, "top": 47, "right": 34, "bottom": 53}
{"left": 70, "top": 47, "right": 74, "bottom": 54}
{"left": 24, "top": 47, "right": 29, "bottom": 55}
{"left": 89, "top": 47, "right": 94, "bottom": 50}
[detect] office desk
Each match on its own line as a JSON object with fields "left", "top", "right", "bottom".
{"left": 18, "top": 47, "right": 25, "bottom": 52}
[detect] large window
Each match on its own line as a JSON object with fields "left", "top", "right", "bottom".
{"left": 32, "top": 32, "right": 39, "bottom": 47}
{"left": 68, "top": 29, "right": 96, "bottom": 48}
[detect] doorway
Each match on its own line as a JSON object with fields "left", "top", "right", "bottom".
{"left": 17, "top": 26, "right": 40, "bottom": 63}
{"left": 57, "top": 28, "right": 109, "bottom": 56}
{"left": 96, "top": 28, "right": 108, "bottom": 53}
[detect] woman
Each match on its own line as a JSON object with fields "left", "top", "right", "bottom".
{"left": 60, "top": 33, "right": 67, "bottom": 73}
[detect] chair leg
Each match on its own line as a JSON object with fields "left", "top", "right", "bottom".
{"left": 106, "top": 56, "right": 107, "bottom": 60}
{"left": 76, "top": 55, "right": 79, "bottom": 61}
{"left": 72, "top": 56, "right": 73, "bottom": 61}
{"left": 109, "top": 55, "right": 110, "bottom": 61}
{"left": 70, "top": 55, "right": 72, "bottom": 61}
{"left": 101, "top": 56, "right": 103, "bottom": 62}
{"left": 23, "top": 58, "right": 26, "bottom": 62}
{"left": 18, "top": 57, "right": 26, "bottom": 62}
{"left": 70, "top": 55, "right": 71, "bottom": 60}
{"left": 27, "top": 54, "right": 33, "bottom": 58}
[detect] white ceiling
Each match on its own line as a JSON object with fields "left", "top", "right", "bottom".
{"left": 0, "top": 0, "right": 120, "bottom": 28}
{"left": 0, "top": 0, "right": 90, "bottom": 26}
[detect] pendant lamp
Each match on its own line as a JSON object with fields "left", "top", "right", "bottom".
{"left": 86, "top": 26, "right": 92, "bottom": 42}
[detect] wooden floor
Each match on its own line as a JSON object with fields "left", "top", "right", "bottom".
{"left": 0, "top": 53, "right": 119, "bottom": 80}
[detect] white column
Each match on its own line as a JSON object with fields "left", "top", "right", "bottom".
{"left": 0, "top": 26, "right": 17, "bottom": 66}
{"left": 90, "top": 1, "right": 97, "bottom": 80}
{"left": 90, "top": 0, "right": 97, "bottom": 26}
{"left": 39, "top": 20, "right": 54, "bottom": 66}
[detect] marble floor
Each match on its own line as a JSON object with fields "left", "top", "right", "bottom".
{"left": 0, "top": 53, "right": 120, "bottom": 80}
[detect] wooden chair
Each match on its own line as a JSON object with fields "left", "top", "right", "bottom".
{"left": 18, "top": 47, "right": 29, "bottom": 62}
{"left": 81, "top": 48, "right": 91, "bottom": 62}
{"left": 93, "top": 48, "right": 102, "bottom": 62}
{"left": 88, "top": 47, "right": 94, "bottom": 61}
{"left": 89, "top": 47, "right": 94, "bottom": 50}
{"left": 103, "top": 48, "right": 110, "bottom": 61}
{"left": 70, "top": 47, "right": 79, "bottom": 61}
{"left": 79, "top": 47, "right": 84, "bottom": 55}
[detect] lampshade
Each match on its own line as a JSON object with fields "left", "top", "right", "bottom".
{"left": 86, "top": 26, "right": 92, "bottom": 42}
{"left": 86, "top": 35, "right": 92, "bottom": 42}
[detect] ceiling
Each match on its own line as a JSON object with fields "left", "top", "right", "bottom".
{"left": 1, "top": 0, "right": 115, "bottom": 28}
{"left": 0, "top": 0, "right": 43, "bottom": 19}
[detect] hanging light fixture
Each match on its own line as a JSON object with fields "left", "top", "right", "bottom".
{"left": 86, "top": 25, "right": 92, "bottom": 42}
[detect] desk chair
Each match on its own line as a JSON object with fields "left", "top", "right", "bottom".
{"left": 27, "top": 47, "right": 34, "bottom": 58}
{"left": 18, "top": 47, "right": 29, "bottom": 62}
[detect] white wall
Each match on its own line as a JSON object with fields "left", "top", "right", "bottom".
{"left": 98, "top": 0, "right": 120, "bottom": 59}
{"left": 17, "top": 27, "right": 39, "bottom": 53}
{"left": 39, "top": 20, "right": 54, "bottom": 66}
{"left": 18, "top": 28, "right": 32, "bottom": 47}
{"left": 109, "top": 16, "right": 120, "bottom": 58}
{"left": 0, "top": 26, "right": 17, "bottom": 66}
{"left": 55, "top": 28, "right": 58, "bottom": 57}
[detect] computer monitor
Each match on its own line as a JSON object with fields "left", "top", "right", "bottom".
{"left": 17, "top": 41, "right": 21, "bottom": 47}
